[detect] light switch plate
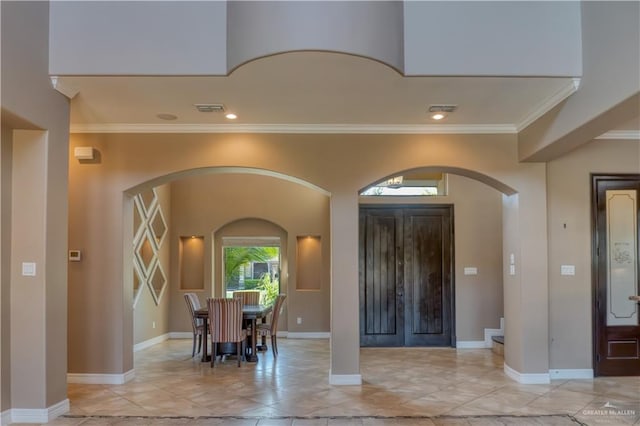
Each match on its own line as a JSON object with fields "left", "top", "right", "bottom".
{"left": 464, "top": 267, "right": 478, "bottom": 275}
{"left": 22, "top": 262, "right": 36, "bottom": 276}
{"left": 560, "top": 265, "right": 576, "bottom": 276}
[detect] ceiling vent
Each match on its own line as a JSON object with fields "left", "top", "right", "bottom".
{"left": 428, "top": 105, "right": 458, "bottom": 113}
{"left": 194, "top": 103, "right": 225, "bottom": 113}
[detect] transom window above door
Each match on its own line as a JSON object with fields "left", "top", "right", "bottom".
{"left": 360, "top": 172, "right": 448, "bottom": 196}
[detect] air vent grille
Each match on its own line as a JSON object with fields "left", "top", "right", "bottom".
{"left": 428, "top": 105, "right": 458, "bottom": 113}
{"left": 194, "top": 104, "right": 225, "bottom": 113}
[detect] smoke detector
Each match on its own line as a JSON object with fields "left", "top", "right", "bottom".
{"left": 194, "top": 103, "right": 225, "bottom": 113}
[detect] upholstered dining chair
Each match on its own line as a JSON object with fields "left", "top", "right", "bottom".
{"left": 183, "top": 293, "right": 205, "bottom": 357}
{"left": 232, "top": 290, "right": 261, "bottom": 305}
{"left": 255, "top": 294, "right": 287, "bottom": 358}
{"left": 207, "top": 297, "right": 247, "bottom": 367}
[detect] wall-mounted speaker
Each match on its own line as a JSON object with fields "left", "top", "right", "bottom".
{"left": 74, "top": 147, "right": 94, "bottom": 160}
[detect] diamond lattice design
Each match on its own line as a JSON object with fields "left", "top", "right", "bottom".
{"left": 149, "top": 208, "right": 167, "bottom": 248}
{"left": 148, "top": 262, "right": 167, "bottom": 305}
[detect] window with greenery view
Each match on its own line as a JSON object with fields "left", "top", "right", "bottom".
{"left": 223, "top": 246, "right": 280, "bottom": 305}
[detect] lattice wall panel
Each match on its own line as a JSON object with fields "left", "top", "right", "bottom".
{"left": 132, "top": 188, "right": 168, "bottom": 306}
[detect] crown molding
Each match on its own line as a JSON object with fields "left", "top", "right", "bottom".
{"left": 516, "top": 77, "right": 581, "bottom": 132}
{"left": 595, "top": 130, "right": 640, "bottom": 140}
{"left": 70, "top": 123, "right": 517, "bottom": 134}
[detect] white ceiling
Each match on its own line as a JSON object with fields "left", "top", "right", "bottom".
{"left": 61, "top": 51, "right": 628, "bottom": 133}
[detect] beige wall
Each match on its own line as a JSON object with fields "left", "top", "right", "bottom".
{"left": 133, "top": 183, "right": 171, "bottom": 345}
{"left": 362, "top": 173, "right": 504, "bottom": 341}
{"left": 1, "top": 0, "right": 70, "bottom": 412}
{"left": 68, "top": 132, "right": 548, "bottom": 379}
{"left": 547, "top": 139, "right": 640, "bottom": 370}
{"left": 168, "top": 173, "right": 331, "bottom": 335}
{"left": 1, "top": 124, "right": 13, "bottom": 411}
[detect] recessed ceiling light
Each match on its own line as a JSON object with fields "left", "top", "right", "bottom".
{"left": 225, "top": 113, "right": 237, "bottom": 120}
{"left": 428, "top": 104, "right": 457, "bottom": 121}
{"left": 156, "top": 113, "right": 177, "bottom": 121}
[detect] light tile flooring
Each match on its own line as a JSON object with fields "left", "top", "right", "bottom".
{"left": 34, "top": 339, "right": 640, "bottom": 425}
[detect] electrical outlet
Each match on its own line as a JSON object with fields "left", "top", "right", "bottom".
{"left": 297, "top": 317, "right": 302, "bottom": 325}
{"left": 152, "top": 321, "right": 156, "bottom": 329}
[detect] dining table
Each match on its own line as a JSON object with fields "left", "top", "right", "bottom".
{"left": 194, "top": 303, "right": 273, "bottom": 363}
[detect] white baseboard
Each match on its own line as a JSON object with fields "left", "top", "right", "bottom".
{"left": 484, "top": 317, "right": 504, "bottom": 348}
{"left": 169, "top": 332, "right": 193, "bottom": 339}
{"left": 67, "top": 368, "right": 135, "bottom": 385}
{"left": 8, "top": 398, "right": 69, "bottom": 423}
{"left": 549, "top": 369, "right": 594, "bottom": 380}
{"left": 456, "top": 340, "right": 487, "bottom": 349}
{"left": 504, "top": 363, "right": 550, "bottom": 384}
{"left": 1, "top": 409, "right": 12, "bottom": 425}
{"left": 285, "top": 332, "right": 330, "bottom": 339}
{"left": 330, "top": 374, "right": 362, "bottom": 385}
{"left": 134, "top": 333, "right": 170, "bottom": 352}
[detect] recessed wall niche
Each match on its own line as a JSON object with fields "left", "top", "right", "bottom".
{"left": 179, "top": 236, "right": 205, "bottom": 290}
{"left": 296, "top": 236, "right": 322, "bottom": 290}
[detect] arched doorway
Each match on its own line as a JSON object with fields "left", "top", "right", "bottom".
{"left": 358, "top": 168, "right": 513, "bottom": 351}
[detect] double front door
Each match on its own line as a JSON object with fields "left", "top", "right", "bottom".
{"left": 359, "top": 205, "right": 454, "bottom": 347}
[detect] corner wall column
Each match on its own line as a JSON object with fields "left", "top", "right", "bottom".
{"left": 502, "top": 165, "right": 550, "bottom": 384}
{"left": 329, "top": 190, "right": 361, "bottom": 385}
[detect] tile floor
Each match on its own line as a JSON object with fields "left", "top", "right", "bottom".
{"left": 28, "top": 339, "right": 640, "bottom": 425}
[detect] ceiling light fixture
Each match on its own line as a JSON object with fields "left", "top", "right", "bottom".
{"left": 428, "top": 104, "right": 457, "bottom": 121}
{"left": 225, "top": 113, "right": 237, "bottom": 120}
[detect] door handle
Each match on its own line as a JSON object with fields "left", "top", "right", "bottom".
{"left": 397, "top": 292, "right": 403, "bottom": 297}
{"left": 629, "top": 296, "right": 640, "bottom": 302}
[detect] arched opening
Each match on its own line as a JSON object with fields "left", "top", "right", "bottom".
{"left": 358, "top": 166, "right": 514, "bottom": 357}
{"left": 123, "top": 167, "right": 331, "bottom": 362}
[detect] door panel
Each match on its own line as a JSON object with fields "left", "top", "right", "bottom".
{"left": 404, "top": 209, "right": 452, "bottom": 346}
{"left": 360, "top": 205, "right": 454, "bottom": 347}
{"left": 359, "top": 209, "right": 403, "bottom": 346}
{"left": 593, "top": 175, "right": 640, "bottom": 376}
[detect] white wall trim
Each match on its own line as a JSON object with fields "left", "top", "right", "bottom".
{"left": 285, "top": 332, "right": 330, "bottom": 339}
{"left": 456, "top": 340, "right": 487, "bottom": 349}
{"left": 134, "top": 333, "right": 170, "bottom": 352}
{"left": 504, "top": 363, "right": 550, "bottom": 384}
{"left": 483, "top": 317, "right": 505, "bottom": 348}
{"left": 1, "top": 409, "right": 12, "bottom": 425}
{"left": 70, "top": 123, "right": 517, "bottom": 135}
{"left": 596, "top": 130, "right": 640, "bottom": 140}
{"left": 516, "top": 78, "right": 581, "bottom": 131}
{"left": 549, "top": 369, "right": 594, "bottom": 380}
{"left": 169, "top": 332, "right": 193, "bottom": 339}
{"left": 67, "top": 369, "right": 135, "bottom": 385}
{"left": 9, "top": 399, "right": 69, "bottom": 423}
{"left": 330, "top": 374, "right": 362, "bottom": 385}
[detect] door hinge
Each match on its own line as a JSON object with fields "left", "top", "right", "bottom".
{"left": 596, "top": 353, "right": 601, "bottom": 362}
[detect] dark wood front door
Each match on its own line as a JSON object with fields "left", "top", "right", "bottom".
{"left": 593, "top": 175, "right": 640, "bottom": 376}
{"left": 359, "top": 205, "right": 454, "bottom": 347}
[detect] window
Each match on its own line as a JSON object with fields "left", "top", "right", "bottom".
{"left": 360, "top": 172, "right": 447, "bottom": 196}
{"left": 222, "top": 238, "right": 280, "bottom": 305}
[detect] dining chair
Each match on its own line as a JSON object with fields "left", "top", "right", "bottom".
{"left": 232, "top": 290, "right": 261, "bottom": 305}
{"left": 254, "top": 293, "right": 287, "bottom": 358}
{"left": 207, "top": 297, "right": 247, "bottom": 367}
{"left": 183, "top": 293, "right": 205, "bottom": 357}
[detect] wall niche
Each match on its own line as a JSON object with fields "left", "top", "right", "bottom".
{"left": 296, "top": 236, "right": 322, "bottom": 290}
{"left": 179, "top": 236, "right": 205, "bottom": 290}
